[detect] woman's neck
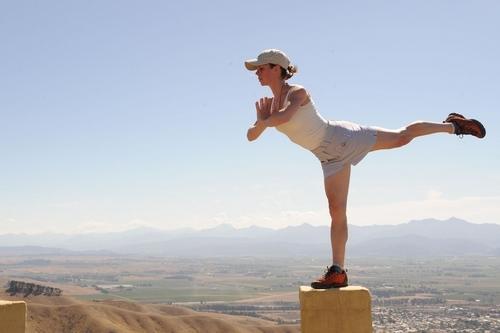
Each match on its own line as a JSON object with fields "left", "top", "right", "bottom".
{"left": 270, "top": 80, "right": 287, "bottom": 98}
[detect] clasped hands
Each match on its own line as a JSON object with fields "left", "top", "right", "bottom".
{"left": 255, "top": 97, "right": 273, "bottom": 126}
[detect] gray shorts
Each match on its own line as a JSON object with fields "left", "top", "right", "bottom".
{"left": 311, "top": 120, "right": 378, "bottom": 179}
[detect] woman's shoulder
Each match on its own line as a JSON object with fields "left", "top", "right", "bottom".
{"left": 286, "top": 84, "right": 311, "bottom": 107}
{"left": 287, "top": 84, "right": 309, "bottom": 97}
{"left": 288, "top": 83, "right": 306, "bottom": 91}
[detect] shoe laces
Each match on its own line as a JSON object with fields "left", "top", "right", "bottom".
{"left": 323, "top": 266, "right": 334, "bottom": 278}
{"left": 323, "top": 265, "right": 346, "bottom": 278}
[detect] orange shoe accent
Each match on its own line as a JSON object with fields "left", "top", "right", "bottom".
{"left": 310, "top": 265, "right": 348, "bottom": 289}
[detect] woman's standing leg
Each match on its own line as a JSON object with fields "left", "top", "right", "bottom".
{"left": 311, "top": 164, "right": 351, "bottom": 289}
{"left": 324, "top": 164, "right": 351, "bottom": 268}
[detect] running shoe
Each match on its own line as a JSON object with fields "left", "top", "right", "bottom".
{"left": 443, "top": 112, "right": 465, "bottom": 123}
{"left": 444, "top": 114, "right": 486, "bottom": 138}
{"left": 310, "top": 265, "right": 348, "bottom": 289}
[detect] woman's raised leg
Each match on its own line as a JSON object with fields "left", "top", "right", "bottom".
{"left": 370, "top": 121, "right": 454, "bottom": 152}
{"left": 370, "top": 112, "right": 486, "bottom": 152}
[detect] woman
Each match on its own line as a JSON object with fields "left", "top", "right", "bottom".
{"left": 245, "top": 49, "right": 486, "bottom": 289}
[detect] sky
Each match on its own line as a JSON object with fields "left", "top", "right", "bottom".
{"left": 1, "top": 1, "right": 499, "bottom": 234}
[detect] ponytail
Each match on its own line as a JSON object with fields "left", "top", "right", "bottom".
{"left": 270, "top": 63, "right": 299, "bottom": 80}
{"left": 285, "top": 64, "right": 298, "bottom": 80}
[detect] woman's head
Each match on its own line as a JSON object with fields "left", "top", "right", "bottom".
{"left": 245, "top": 49, "right": 298, "bottom": 85}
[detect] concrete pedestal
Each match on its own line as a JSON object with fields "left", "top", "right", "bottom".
{"left": 299, "top": 286, "right": 372, "bottom": 333}
{"left": 0, "top": 300, "right": 26, "bottom": 333}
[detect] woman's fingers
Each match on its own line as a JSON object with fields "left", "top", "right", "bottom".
{"left": 255, "top": 97, "right": 273, "bottom": 120}
{"left": 263, "top": 98, "right": 271, "bottom": 112}
{"left": 265, "top": 97, "right": 272, "bottom": 110}
{"left": 256, "top": 99, "right": 265, "bottom": 120}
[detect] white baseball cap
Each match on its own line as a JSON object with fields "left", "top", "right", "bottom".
{"left": 244, "top": 49, "right": 291, "bottom": 71}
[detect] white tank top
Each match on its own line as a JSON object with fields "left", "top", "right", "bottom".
{"left": 274, "top": 86, "right": 329, "bottom": 151}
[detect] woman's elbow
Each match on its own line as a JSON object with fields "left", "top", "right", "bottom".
{"left": 247, "top": 131, "right": 256, "bottom": 142}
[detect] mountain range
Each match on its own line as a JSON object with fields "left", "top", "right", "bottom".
{"left": 1, "top": 217, "right": 499, "bottom": 257}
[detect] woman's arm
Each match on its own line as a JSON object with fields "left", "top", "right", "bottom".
{"left": 262, "top": 88, "right": 308, "bottom": 127}
{"left": 247, "top": 119, "right": 267, "bottom": 141}
{"left": 247, "top": 97, "right": 272, "bottom": 142}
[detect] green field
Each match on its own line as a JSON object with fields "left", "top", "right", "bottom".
{"left": 3, "top": 255, "right": 500, "bottom": 305}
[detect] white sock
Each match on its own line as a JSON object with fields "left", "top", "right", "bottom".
{"left": 331, "top": 262, "right": 343, "bottom": 270}
{"left": 449, "top": 122, "right": 456, "bottom": 134}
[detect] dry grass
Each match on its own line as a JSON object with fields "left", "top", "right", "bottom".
{"left": 1, "top": 291, "right": 300, "bottom": 333}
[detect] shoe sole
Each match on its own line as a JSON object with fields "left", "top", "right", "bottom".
{"left": 310, "top": 283, "right": 348, "bottom": 289}
{"left": 470, "top": 119, "right": 486, "bottom": 138}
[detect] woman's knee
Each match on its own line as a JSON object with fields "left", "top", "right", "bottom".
{"left": 329, "top": 205, "right": 348, "bottom": 240}
{"left": 400, "top": 121, "right": 427, "bottom": 145}
{"left": 394, "top": 126, "right": 415, "bottom": 147}
{"left": 372, "top": 127, "right": 413, "bottom": 151}
{"left": 329, "top": 202, "right": 347, "bottom": 221}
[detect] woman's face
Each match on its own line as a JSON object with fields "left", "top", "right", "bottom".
{"left": 255, "top": 64, "right": 280, "bottom": 86}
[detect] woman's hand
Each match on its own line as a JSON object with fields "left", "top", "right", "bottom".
{"left": 247, "top": 97, "right": 273, "bottom": 141}
{"left": 255, "top": 97, "right": 272, "bottom": 121}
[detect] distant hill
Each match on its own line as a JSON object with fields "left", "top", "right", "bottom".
{"left": 0, "top": 246, "right": 113, "bottom": 256}
{"left": 1, "top": 218, "right": 499, "bottom": 257}
{"left": 0, "top": 291, "right": 299, "bottom": 333}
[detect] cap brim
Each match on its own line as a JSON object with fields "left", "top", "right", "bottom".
{"left": 244, "top": 59, "right": 261, "bottom": 71}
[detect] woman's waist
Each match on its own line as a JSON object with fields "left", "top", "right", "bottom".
{"left": 308, "top": 120, "right": 338, "bottom": 151}
{"left": 279, "top": 124, "right": 329, "bottom": 150}
{"left": 310, "top": 120, "right": 368, "bottom": 151}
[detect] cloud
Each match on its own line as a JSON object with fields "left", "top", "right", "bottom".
{"left": 426, "top": 189, "right": 443, "bottom": 200}
{"left": 6, "top": 195, "right": 499, "bottom": 234}
{"left": 349, "top": 195, "right": 500, "bottom": 226}
{"left": 209, "top": 212, "right": 230, "bottom": 225}
{"left": 47, "top": 201, "right": 83, "bottom": 208}
{"left": 74, "top": 219, "right": 160, "bottom": 234}
{"left": 73, "top": 221, "right": 125, "bottom": 233}
{"left": 226, "top": 194, "right": 500, "bottom": 229}
{"left": 0, "top": 218, "right": 19, "bottom": 234}
{"left": 228, "top": 210, "right": 329, "bottom": 229}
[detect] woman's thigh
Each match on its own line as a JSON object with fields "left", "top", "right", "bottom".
{"left": 369, "top": 127, "right": 406, "bottom": 152}
{"left": 324, "top": 164, "right": 351, "bottom": 215}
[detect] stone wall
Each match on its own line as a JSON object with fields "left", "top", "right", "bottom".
{"left": 299, "top": 285, "right": 372, "bottom": 333}
{"left": 0, "top": 300, "right": 26, "bottom": 333}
